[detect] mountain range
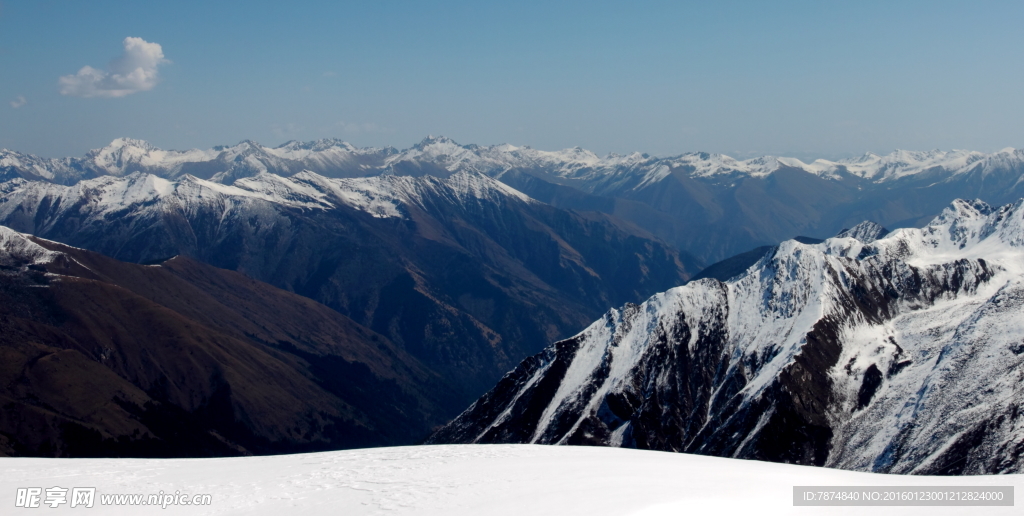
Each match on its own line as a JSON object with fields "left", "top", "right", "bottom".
{"left": 0, "top": 170, "right": 696, "bottom": 428}
{"left": 4, "top": 136, "right": 1024, "bottom": 469}
{"left": 5, "top": 137, "right": 1024, "bottom": 263}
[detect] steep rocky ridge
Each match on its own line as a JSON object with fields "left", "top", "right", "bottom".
{"left": 430, "top": 199, "right": 1024, "bottom": 474}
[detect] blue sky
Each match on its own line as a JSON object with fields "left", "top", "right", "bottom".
{"left": 1, "top": 0, "right": 1023, "bottom": 160}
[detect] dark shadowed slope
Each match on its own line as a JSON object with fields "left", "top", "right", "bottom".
{"left": 689, "top": 236, "right": 827, "bottom": 283}
{"left": 0, "top": 226, "right": 459, "bottom": 457}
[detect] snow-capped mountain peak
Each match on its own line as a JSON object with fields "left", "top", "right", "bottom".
{"left": 105, "top": 137, "right": 157, "bottom": 151}
{"left": 82, "top": 139, "right": 221, "bottom": 178}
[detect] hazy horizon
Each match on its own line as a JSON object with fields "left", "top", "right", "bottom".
{"left": 5, "top": 133, "right": 1019, "bottom": 165}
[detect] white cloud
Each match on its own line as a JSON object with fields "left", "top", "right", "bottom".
{"left": 59, "top": 37, "right": 168, "bottom": 98}
{"left": 10, "top": 96, "right": 26, "bottom": 109}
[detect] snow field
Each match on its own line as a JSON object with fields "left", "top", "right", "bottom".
{"left": 2, "top": 445, "right": 1020, "bottom": 515}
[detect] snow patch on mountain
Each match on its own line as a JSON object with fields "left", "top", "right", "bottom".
{"left": 234, "top": 169, "right": 534, "bottom": 218}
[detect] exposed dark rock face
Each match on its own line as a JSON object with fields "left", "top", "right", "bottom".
{"left": 430, "top": 199, "right": 1024, "bottom": 474}
{"left": 856, "top": 365, "right": 884, "bottom": 410}
{"left": 836, "top": 221, "right": 890, "bottom": 243}
{"left": 0, "top": 226, "right": 459, "bottom": 457}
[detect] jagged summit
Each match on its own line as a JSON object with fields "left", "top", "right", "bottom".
{"left": 414, "top": 135, "right": 460, "bottom": 149}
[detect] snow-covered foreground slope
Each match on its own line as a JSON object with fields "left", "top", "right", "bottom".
{"left": 431, "top": 199, "right": 1024, "bottom": 474}
{"left": 1, "top": 444, "right": 1019, "bottom": 515}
